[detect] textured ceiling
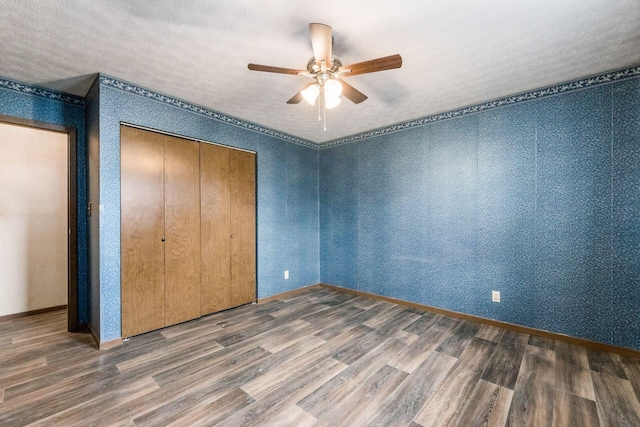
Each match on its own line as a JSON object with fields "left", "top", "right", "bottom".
{"left": 1, "top": 0, "right": 639, "bottom": 143}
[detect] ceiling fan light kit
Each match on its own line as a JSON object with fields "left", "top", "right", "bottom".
{"left": 248, "top": 23, "right": 402, "bottom": 129}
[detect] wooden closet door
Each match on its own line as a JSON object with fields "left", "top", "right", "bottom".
{"left": 120, "top": 126, "right": 166, "bottom": 337}
{"left": 163, "top": 135, "right": 201, "bottom": 326}
{"left": 230, "top": 149, "right": 256, "bottom": 306}
{"left": 200, "top": 143, "right": 231, "bottom": 315}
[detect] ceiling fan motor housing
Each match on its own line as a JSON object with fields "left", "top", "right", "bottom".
{"left": 307, "top": 57, "right": 342, "bottom": 75}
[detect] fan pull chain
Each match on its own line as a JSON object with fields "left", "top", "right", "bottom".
{"left": 323, "top": 97, "right": 327, "bottom": 132}
{"left": 322, "top": 87, "right": 327, "bottom": 131}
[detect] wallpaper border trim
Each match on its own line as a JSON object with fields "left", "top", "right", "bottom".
{"left": 0, "top": 76, "right": 85, "bottom": 105}
{"left": 98, "top": 75, "right": 317, "bottom": 148}
{"left": 321, "top": 64, "right": 640, "bottom": 148}
{"left": 2, "top": 65, "right": 637, "bottom": 149}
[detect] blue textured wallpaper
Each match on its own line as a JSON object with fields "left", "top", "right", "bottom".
{"left": 0, "top": 81, "right": 88, "bottom": 325}
{"left": 320, "top": 76, "right": 640, "bottom": 350}
{"left": 94, "top": 76, "right": 319, "bottom": 342}
{"left": 3, "top": 67, "right": 638, "bottom": 350}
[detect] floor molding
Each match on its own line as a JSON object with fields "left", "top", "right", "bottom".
{"left": 88, "top": 324, "right": 123, "bottom": 350}
{"left": 257, "top": 284, "right": 322, "bottom": 304}
{"left": 316, "top": 283, "right": 640, "bottom": 359}
{"left": 0, "top": 305, "right": 67, "bottom": 322}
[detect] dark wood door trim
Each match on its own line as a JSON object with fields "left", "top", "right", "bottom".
{"left": 0, "top": 114, "right": 80, "bottom": 332}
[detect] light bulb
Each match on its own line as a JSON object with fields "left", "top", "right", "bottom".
{"left": 325, "top": 95, "right": 341, "bottom": 109}
{"left": 301, "top": 84, "right": 320, "bottom": 105}
{"left": 324, "top": 79, "right": 342, "bottom": 99}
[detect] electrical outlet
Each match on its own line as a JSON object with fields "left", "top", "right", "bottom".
{"left": 284, "top": 270, "right": 289, "bottom": 280}
{"left": 492, "top": 290, "right": 501, "bottom": 303}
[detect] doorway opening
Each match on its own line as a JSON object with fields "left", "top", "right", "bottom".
{"left": 0, "top": 115, "right": 79, "bottom": 332}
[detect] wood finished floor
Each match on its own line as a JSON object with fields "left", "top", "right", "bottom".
{"left": 1, "top": 287, "right": 640, "bottom": 426}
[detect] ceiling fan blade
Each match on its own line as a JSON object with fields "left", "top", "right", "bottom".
{"left": 287, "top": 92, "right": 304, "bottom": 104}
{"left": 248, "top": 64, "right": 306, "bottom": 75}
{"left": 309, "top": 23, "right": 332, "bottom": 67}
{"left": 341, "top": 54, "right": 403, "bottom": 77}
{"left": 340, "top": 80, "right": 368, "bottom": 104}
{"left": 286, "top": 83, "right": 315, "bottom": 104}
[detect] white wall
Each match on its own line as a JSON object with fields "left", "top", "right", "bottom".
{"left": 0, "top": 122, "right": 68, "bottom": 316}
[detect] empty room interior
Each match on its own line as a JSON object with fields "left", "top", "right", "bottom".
{"left": 1, "top": 1, "right": 640, "bottom": 425}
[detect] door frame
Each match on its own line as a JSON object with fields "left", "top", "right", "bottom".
{"left": 0, "top": 114, "right": 79, "bottom": 332}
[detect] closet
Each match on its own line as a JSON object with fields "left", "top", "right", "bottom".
{"left": 200, "top": 143, "right": 256, "bottom": 314}
{"left": 120, "top": 125, "right": 256, "bottom": 338}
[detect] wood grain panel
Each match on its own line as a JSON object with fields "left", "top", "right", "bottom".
{"left": 587, "top": 347, "right": 628, "bottom": 379}
{"left": 200, "top": 143, "right": 231, "bottom": 315}
{"left": 622, "top": 356, "right": 640, "bottom": 401}
{"left": 481, "top": 330, "right": 528, "bottom": 390}
{"left": 592, "top": 371, "right": 640, "bottom": 426}
{"left": 434, "top": 320, "right": 481, "bottom": 358}
{"left": 506, "top": 345, "right": 555, "bottom": 427}
{"left": 163, "top": 135, "right": 201, "bottom": 326}
{"left": 455, "top": 380, "right": 514, "bottom": 427}
{"left": 120, "top": 126, "right": 166, "bottom": 337}
{"left": 364, "top": 350, "right": 458, "bottom": 426}
{"left": 555, "top": 341, "right": 596, "bottom": 401}
{"left": 414, "top": 338, "right": 497, "bottom": 426}
{"left": 229, "top": 149, "right": 256, "bottom": 307}
{"left": 553, "top": 390, "right": 599, "bottom": 427}
{"left": 390, "top": 315, "right": 459, "bottom": 373}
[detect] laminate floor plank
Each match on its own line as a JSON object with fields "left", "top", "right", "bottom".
{"left": 389, "top": 315, "right": 460, "bottom": 373}
{"left": 588, "top": 347, "right": 628, "bottom": 379}
{"left": 321, "top": 364, "right": 408, "bottom": 427}
{"left": 592, "top": 371, "right": 640, "bottom": 426}
{"left": 528, "top": 335, "right": 556, "bottom": 350}
{"left": 330, "top": 328, "right": 390, "bottom": 365}
{"left": 413, "top": 338, "right": 498, "bottom": 426}
{"left": 454, "top": 379, "right": 514, "bottom": 427}
{"left": 0, "top": 357, "right": 47, "bottom": 381}
{"left": 1, "top": 288, "right": 640, "bottom": 426}
{"left": 115, "top": 328, "right": 226, "bottom": 372}
{"left": 553, "top": 390, "right": 600, "bottom": 427}
{"left": 506, "top": 345, "right": 556, "bottom": 427}
{"left": 350, "top": 295, "right": 384, "bottom": 310}
{"left": 362, "top": 304, "right": 412, "bottom": 329}
{"left": 622, "top": 356, "right": 640, "bottom": 401}
{"left": 26, "top": 376, "right": 160, "bottom": 427}
{"left": 3, "top": 334, "right": 169, "bottom": 400}
{"left": 0, "top": 366, "right": 122, "bottom": 425}
{"left": 0, "top": 341, "right": 107, "bottom": 391}
{"left": 476, "top": 324, "right": 506, "bottom": 343}
{"left": 481, "top": 329, "right": 528, "bottom": 390}
{"left": 297, "top": 332, "right": 415, "bottom": 418}
{"left": 269, "top": 298, "right": 331, "bottom": 319}
{"left": 217, "top": 357, "right": 347, "bottom": 427}
{"left": 243, "top": 336, "right": 328, "bottom": 399}
{"left": 163, "top": 389, "right": 255, "bottom": 427}
{"left": 361, "top": 350, "right": 458, "bottom": 427}
{"left": 258, "top": 320, "right": 320, "bottom": 353}
{"left": 91, "top": 347, "right": 278, "bottom": 425}
{"left": 403, "top": 311, "right": 438, "bottom": 334}
{"left": 555, "top": 341, "right": 596, "bottom": 401}
{"left": 434, "top": 320, "right": 482, "bottom": 358}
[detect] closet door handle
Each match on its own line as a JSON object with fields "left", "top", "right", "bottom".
{"left": 161, "top": 238, "right": 166, "bottom": 242}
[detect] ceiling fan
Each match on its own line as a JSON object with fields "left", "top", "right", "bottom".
{"left": 248, "top": 23, "right": 402, "bottom": 115}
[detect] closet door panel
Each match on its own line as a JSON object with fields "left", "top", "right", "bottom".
{"left": 120, "top": 126, "right": 165, "bottom": 337}
{"left": 164, "top": 135, "right": 201, "bottom": 325}
{"left": 230, "top": 150, "right": 256, "bottom": 306}
{"left": 200, "top": 143, "right": 231, "bottom": 315}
